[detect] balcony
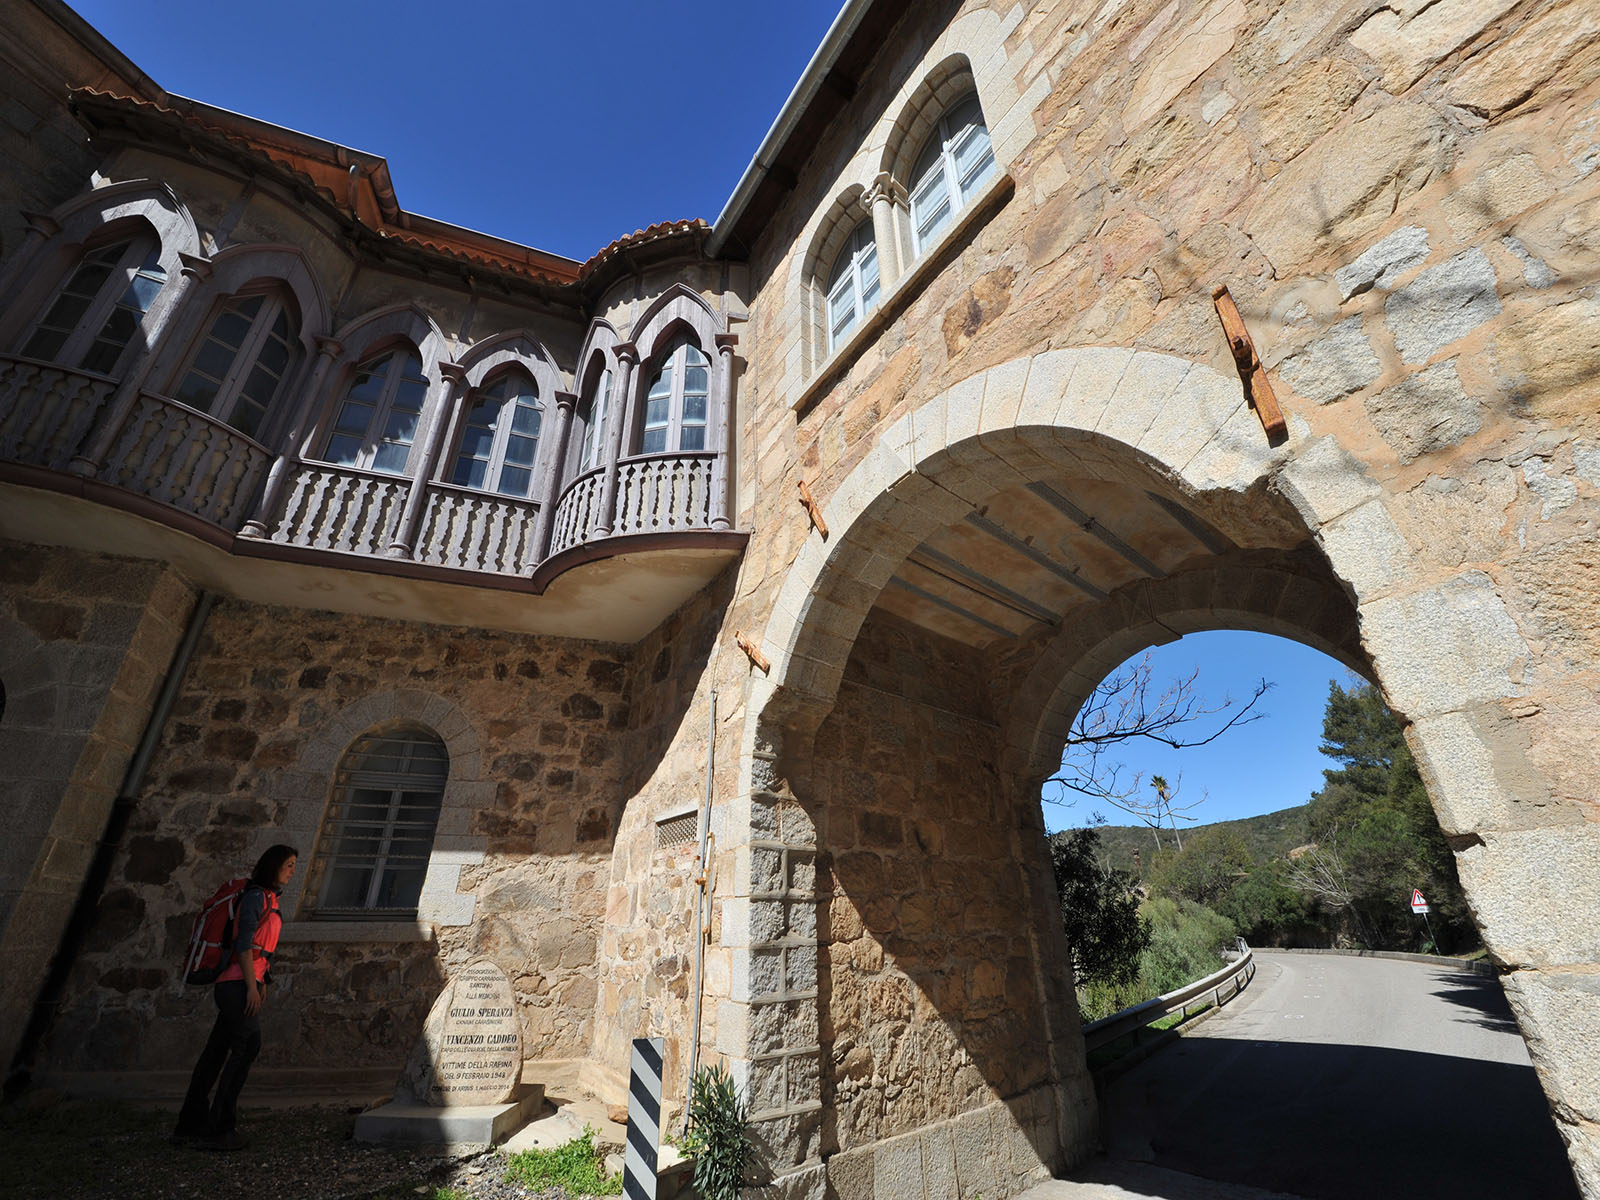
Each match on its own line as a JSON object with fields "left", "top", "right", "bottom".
{"left": 0, "top": 355, "right": 744, "bottom": 639}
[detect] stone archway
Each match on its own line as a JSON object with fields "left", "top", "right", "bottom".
{"left": 721, "top": 347, "right": 1595, "bottom": 1198}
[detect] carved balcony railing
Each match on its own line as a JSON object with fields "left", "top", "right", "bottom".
{"left": 548, "top": 452, "right": 717, "bottom": 556}
{"left": 613, "top": 452, "right": 716, "bottom": 536}
{"left": 99, "top": 391, "right": 271, "bottom": 530}
{"left": 414, "top": 482, "right": 539, "bottom": 575}
{"left": 268, "top": 461, "right": 409, "bottom": 556}
{"left": 548, "top": 466, "right": 605, "bottom": 557}
{"left": 0, "top": 354, "right": 117, "bottom": 470}
{"left": 1, "top": 358, "right": 739, "bottom": 588}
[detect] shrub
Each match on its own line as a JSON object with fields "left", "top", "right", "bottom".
{"left": 681, "top": 1063, "right": 754, "bottom": 1200}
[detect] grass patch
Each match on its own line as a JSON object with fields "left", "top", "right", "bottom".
{"left": 503, "top": 1127, "right": 622, "bottom": 1196}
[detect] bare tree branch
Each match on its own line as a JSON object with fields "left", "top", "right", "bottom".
{"left": 1042, "top": 651, "right": 1273, "bottom": 841}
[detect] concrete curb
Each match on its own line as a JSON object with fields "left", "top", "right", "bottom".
{"left": 1262, "top": 947, "right": 1497, "bottom": 975}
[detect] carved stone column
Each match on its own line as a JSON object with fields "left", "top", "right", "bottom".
{"left": 711, "top": 332, "right": 739, "bottom": 531}
{"left": 592, "top": 340, "right": 636, "bottom": 539}
{"left": 388, "top": 360, "right": 466, "bottom": 559}
{"left": 70, "top": 252, "right": 213, "bottom": 476}
{"left": 531, "top": 389, "right": 577, "bottom": 565}
{"left": 240, "top": 335, "right": 344, "bottom": 537}
{"left": 867, "top": 172, "right": 906, "bottom": 287}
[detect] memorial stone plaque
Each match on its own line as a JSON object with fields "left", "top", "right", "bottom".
{"left": 398, "top": 958, "right": 523, "bottom": 1106}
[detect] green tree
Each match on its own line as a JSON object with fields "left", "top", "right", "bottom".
{"left": 1050, "top": 826, "right": 1150, "bottom": 990}
{"left": 1295, "top": 681, "right": 1476, "bottom": 952}
{"left": 1219, "top": 860, "right": 1313, "bottom": 946}
{"left": 1147, "top": 825, "right": 1253, "bottom": 907}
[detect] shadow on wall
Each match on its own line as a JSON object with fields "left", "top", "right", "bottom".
{"left": 34, "top": 561, "right": 740, "bottom": 1083}
{"left": 807, "top": 607, "right": 1068, "bottom": 1161}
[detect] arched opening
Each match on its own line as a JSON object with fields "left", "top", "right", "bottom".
{"left": 726, "top": 349, "right": 1577, "bottom": 1199}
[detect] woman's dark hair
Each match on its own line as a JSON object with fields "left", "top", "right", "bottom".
{"left": 250, "top": 844, "right": 299, "bottom": 892}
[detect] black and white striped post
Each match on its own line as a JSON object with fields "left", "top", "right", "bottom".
{"left": 623, "top": 1036, "right": 664, "bottom": 1200}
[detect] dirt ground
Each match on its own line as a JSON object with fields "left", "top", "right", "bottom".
{"left": 0, "top": 1097, "right": 601, "bottom": 1200}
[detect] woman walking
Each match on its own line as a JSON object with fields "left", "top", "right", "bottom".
{"left": 172, "top": 843, "right": 297, "bottom": 1151}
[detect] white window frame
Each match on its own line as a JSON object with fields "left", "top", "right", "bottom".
{"left": 638, "top": 336, "right": 711, "bottom": 455}
{"left": 826, "top": 220, "right": 881, "bottom": 352}
{"left": 169, "top": 291, "right": 296, "bottom": 440}
{"left": 448, "top": 371, "right": 544, "bottom": 498}
{"left": 578, "top": 367, "right": 612, "bottom": 474}
{"left": 311, "top": 730, "right": 447, "bottom": 919}
{"left": 19, "top": 234, "right": 168, "bottom": 377}
{"left": 909, "top": 93, "right": 996, "bottom": 256}
{"left": 322, "top": 347, "right": 430, "bottom": 474}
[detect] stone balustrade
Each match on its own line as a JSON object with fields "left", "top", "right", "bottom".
{"left": 0, "top": 360, "right": 734, "bottom": 582}
{"left": 99, "top": 391, "right": 272, "bottom": 531}
{"left": 0, "top": 354, "right": 117, "bottom": 471}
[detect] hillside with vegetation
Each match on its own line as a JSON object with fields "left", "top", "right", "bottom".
{"left": 1051, "top": 680, "right": 1479, "bottom": 1021}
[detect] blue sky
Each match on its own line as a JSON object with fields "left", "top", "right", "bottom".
{"left": 67, "top": 3, "right": 1358, "bottom": 830}
{"left": 69, "top": 0, "right": 844, "bottom": 262}
{"left": 1043, "top": 631, "right": 1362, "bottom": 834}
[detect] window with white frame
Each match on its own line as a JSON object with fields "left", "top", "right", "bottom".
{"left": 826, "top": 220, "right": 880, "bottom": 352}
{"left": 639, "top": 336, "right": 709, "bottom": 454}
{"left": 312, "top": 729, "right": 446, "bottom": 917}
{"left": 20, "top": 234, "right": 168, "bottom": 376}
{"left": 908, "top": 93, "right": 995, "bottom": 255}
{"left": 448, "top": 371, "right": 542, "bottom": 498}
{"left": 578, "top": 367, "right": 611, "bottom": 473}
{"left": 323, "top": 348, "right": 429, "bottom": 473}
{"left": 170, "top": 292, "right": 296, "bottom": 440}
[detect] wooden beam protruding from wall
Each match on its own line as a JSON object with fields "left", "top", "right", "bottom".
{"left": 1212, "top": 285, "right": 1287, "bottom": 444}
{"left": 734, "top": 630, "right": 770, "bottom": 674}
{"left": 797, "top": 479, "right": 829, "bottom": 539}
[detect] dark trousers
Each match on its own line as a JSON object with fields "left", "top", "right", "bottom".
{"left": 175, "top": 980, "right": 260, "bottom": 1136}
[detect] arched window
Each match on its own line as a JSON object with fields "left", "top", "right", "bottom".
{"left": 908, "top": 93, "right": 995, "bottom": 254}
{"left": 449, "top": 371, "right": 542, "bottom": 498}
{"left": 640, "top": 336, "right": 709, "bottom": 454}
{"left": 20, "top": 234, "right": 168, "bottom": 375}
{"left": 170, "top": 292, "right": 296, "bottom": 440}
{"left": 311, "top": 729, "right": 446, "bottom": 917}
{"left": 323, "top": 347, "right": 428, "bottom": 473}
{"left": 578, "top": 367, "right": 611, "bottom": 474}
{"left": 826, "top": 220, "right": 880, "bottom": 351}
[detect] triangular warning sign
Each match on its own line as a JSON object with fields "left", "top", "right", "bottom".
{"left": 1412, "top": 889, "right": 1425, "bottom": 906}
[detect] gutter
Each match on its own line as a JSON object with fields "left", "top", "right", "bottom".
{"left": 705, "top": 0, "right": 877, "bottom": 258}
{"left": 37, "top": 0, "right": 164, "bottom": 101}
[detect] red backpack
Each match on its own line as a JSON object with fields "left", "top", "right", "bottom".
{"left": 180, "top": 877, "right": 252, "bottom": 993}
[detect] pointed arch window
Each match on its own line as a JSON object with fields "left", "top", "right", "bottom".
{"left": 324, "top": 348, "right": 428, "bottom": 474}
{"left": 578, "top": 368, "right": 611, "bottom": 474}
{"left": 826, "top": 220, "right": 880, "bottom": 351}
{"left": 908, "top": 93, "right": 995, "bottom": 255}
{"left": 312, "top": 729, "right": 446, "bottom": 917}
{"left": 21, "top": 234, "right": 168, "bottom": 376}
{"left": 171, "top": 292, "right": 296, "bottom": 440}
{"left": 449, "top": 372, "right": 543, "bottom": 498}
{"left": 640, "top": 336, "right": 709, "bottom": 455}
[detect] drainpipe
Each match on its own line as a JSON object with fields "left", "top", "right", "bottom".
{"left": 4, "top": 590, "right": 217, "bottom": 1097}
{"left": 684, "top": 687, "right": 717, "bottom": 1130}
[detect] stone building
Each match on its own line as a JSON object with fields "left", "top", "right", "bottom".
{"left": 1, "top": 0, "right": 1597, "bottom": 1196}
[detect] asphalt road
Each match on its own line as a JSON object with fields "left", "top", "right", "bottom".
{"left": 1044, "top": 952, "right": 1579, "bottom": 1200}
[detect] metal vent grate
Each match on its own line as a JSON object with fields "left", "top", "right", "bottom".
{"left": 655, "top": 811, "right": 699, "bottom": 850}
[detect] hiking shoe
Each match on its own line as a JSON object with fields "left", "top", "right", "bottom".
{"left": 200, "top": 1129, "right": 250, "bottom": 1152}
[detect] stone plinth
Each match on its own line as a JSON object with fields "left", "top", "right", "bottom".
{"left": 356, "top": 958, "right": 537, "bottom": 1146}
{"left": 353, "top": 1084, "right": 544, "bottom": 1147}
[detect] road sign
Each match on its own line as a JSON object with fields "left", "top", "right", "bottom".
{"left": 1411, "top": 889, "right": 1429, "bottom": 913}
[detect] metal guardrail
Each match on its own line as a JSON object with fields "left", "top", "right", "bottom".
{"left": 1083, "top": 939, "right": 1256, "bottom": 1051}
